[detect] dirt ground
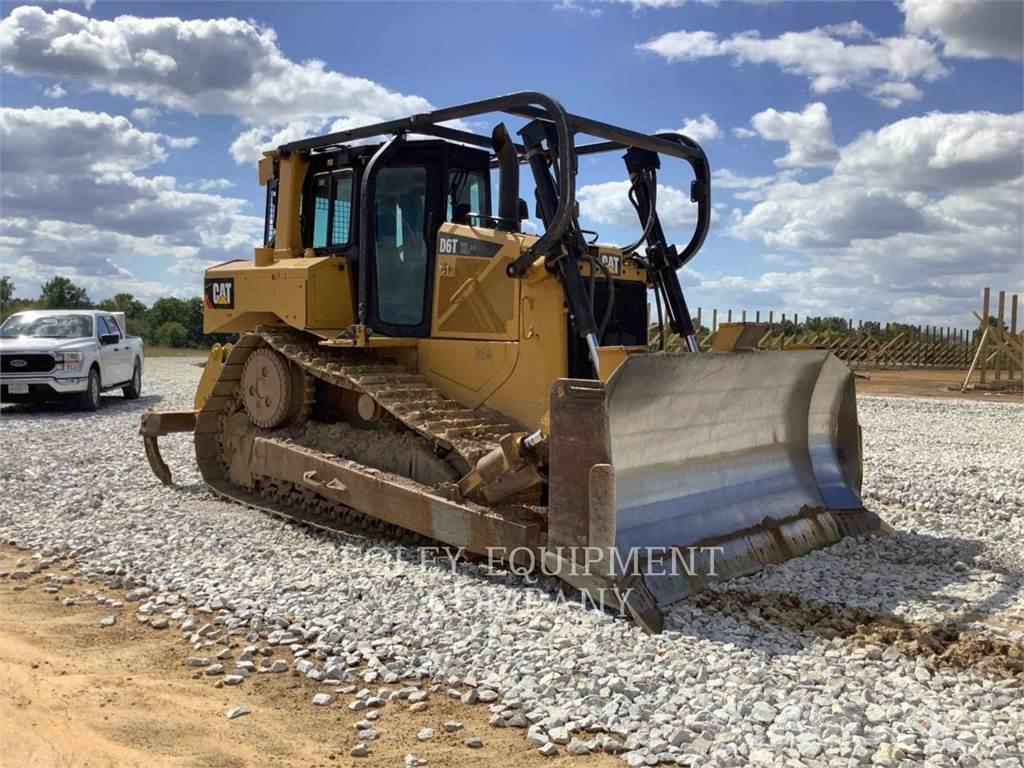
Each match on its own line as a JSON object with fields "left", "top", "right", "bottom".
{"left": 855, "top": 367, "right": 1023, "bottom": 402}
{"left": 0, "top": 546, "right": 621, "bottom": 768}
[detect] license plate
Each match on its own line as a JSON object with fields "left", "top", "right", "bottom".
{"left": 8, "top": 383, "right": 29, "bottom": 394}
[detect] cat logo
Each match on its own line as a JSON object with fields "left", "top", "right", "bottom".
{"left": 598, "top": 252, "right": 622, "bottom": 276}
{"left": 204, "top": 278, "right": 235, "bottom": 310}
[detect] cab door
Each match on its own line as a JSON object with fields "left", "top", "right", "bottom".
{"left": 367, "top": 145, "right": 444, "bottom": 338}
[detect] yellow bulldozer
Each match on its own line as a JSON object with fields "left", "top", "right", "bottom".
{"left": 141, "top": 92, "right": 880, "bottom": 632}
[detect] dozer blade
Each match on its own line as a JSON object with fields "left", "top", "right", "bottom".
{"left": 547, "top": 350, "right": 883, "bottom": 633}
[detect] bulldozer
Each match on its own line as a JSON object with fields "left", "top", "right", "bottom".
{"left": 141, "top": 92, "right": 881, "bottom": 632}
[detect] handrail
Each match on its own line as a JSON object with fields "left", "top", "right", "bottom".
{"left": 279, "top": 91, "right": 710, "bottom": 283}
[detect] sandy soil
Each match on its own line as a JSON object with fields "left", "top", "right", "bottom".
{"left": 855, "top": 367, "right": 1023, "bottom": 402}
{"left": 0, "top": 546, "right": 620, "bottom": 768}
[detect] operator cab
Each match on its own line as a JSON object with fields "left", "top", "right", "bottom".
{"left": 292, "top": 140, "right": 492, "bottom": 338}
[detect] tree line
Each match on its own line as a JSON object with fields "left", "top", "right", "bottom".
{"left": 1, "top": 276, "right": 230, "bottom": 348}
{"left": 3, "top": 275, "right": 981, "bottom": 349}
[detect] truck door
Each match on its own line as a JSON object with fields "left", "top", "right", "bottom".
{"left": 98, "top": 315, "right": 130, "bottom": 384}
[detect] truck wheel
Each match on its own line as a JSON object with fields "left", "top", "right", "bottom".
{"left": 79, "top": 369, "right": 101, "bottom": 411}
{"left": 123, "top": 360, "right": 142, "bottom": 399}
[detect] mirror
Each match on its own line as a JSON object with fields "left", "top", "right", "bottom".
{"left": 100, "top": 333, "right": 119, "bottom": 345}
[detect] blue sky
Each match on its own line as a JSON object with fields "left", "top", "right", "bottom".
{"left": 1, "top": 0, "right": 1021, "bottom": 327}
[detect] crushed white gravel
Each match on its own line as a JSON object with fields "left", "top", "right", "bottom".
{"left": 2, "top": 357, "right": 1022, "bottom": 767}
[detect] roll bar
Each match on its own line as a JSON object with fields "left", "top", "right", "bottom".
{"left": 278, "top": 91, "right": 711, "bottom": 279}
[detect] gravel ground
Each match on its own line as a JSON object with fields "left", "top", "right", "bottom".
{"left": 2, "top": 358, "right": 1022, "bottom": 767}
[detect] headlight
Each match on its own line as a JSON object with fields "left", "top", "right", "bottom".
{"left": 58, "top": 351, "right": 85, "bottom": 371}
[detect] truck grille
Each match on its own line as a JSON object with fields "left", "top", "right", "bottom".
{"left": 1, "top": 353, "right": 56, "bottom": 374}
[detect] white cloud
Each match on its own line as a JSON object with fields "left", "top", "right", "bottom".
{"left": 732, "top": 127, "right": 758, "bottom": 139}
{"left": 43, "top": 82, "right": 66, "bottom": 98}
{"left": 902, "top": 0, "right": 1024, "bottom": 60}
{"left": 714, "top": 169, "right": 775, "bottom": 190}
{"left": 659, "top": 113, "right": 721, "bottom": 143}
{"left": 0, "top": 107, "right": 261, "bottom": 297}
{"left": 637, "top": 23, "right": 947, "bottom": 105}
{"left": 869, "top": 81, "right": 923, "bottom": 108}
{"left": 712, "top": 168, "right": 796, "bottom": 201}
{"left": 130, "top": 106, "right": 160, "bottom": 125}
{"left": 165, "top": 135, "right": 199, "bottom": 149}
{"left": 835, "top": 111, "right": 1024, "bottom": 191}
{"left": 718, "top": 110, "right": 1024, "bottom": 324}
{"left": 554, "top": 0, "right": 604, "bottom": 17}
{"left": 578, "top": 180, "right": 697, "bottom": 234}
{"left": 819, "top": 21, "right": 873, "bottom": 40}
{"left": 0, "top": 6, "right": 434, "bottom": 163}
{"left": 0, "top": 107, "right": 169, "bottom": 172}
{"left": 183, "top": 178, "right": 237, "bottom": 192}
{"left": 229, "top": 118, "right": 331, "bottom": 165}
{"left": 747, "top": 102, "right": 839, "bottom": 168}
{"left": 0, "top": 7, "right": 431, "bottom": 124}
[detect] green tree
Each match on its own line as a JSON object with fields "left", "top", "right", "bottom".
{"left": 98, "top": 292, "right": 147, "bottom": 319}
{"left": 861, "top": 321, "right": 882, "bottom": 336}
{"left": 885, "top": 322, "right": 918, "bottom": 340}
{"left": 803, "top": 316, "right": 849, "bottom": 334}
{"left": 145, "top": 297, "right": 199, "bottom": 344}
{"left": 39, "top": 277, "right": 92, "bottom": 309}
{"left": 155, "top": 321, "right": 189, "bottom": 347}
{"left": 0, "top": 276, "right": 12, "bottom": 309}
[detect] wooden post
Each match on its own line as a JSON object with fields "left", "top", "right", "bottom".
{"left": 712, "top": 308, "right": 718, "bottom": 333}
{"left": 962, "top": 326, "right": 991, "bottom": 391}
{"left": 1011, "top": 294, "right": 1019, "bottom": 381}
{"left": 980, "top": 288, "right": 990, "bottom": 383}
{"left": 727, "top": 309, "right": 733, "bottom": 323}
{"left": 995, "top": 290, "right": 1006, "bottom": 381}
{"left": 696, "top": 307, "right": 702, "bottom": 330}
{"left": 768, "top": 310, "right": 774, "bottom": 325}
{"left": 755, "top": 310, "right": 760, "bottom": 322}
{"left": 742, "top": 309, "right": 747, "bottom": 322}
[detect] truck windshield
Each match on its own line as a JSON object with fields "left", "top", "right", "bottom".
{"left": 0, "top": 314, "right": 93, "bottom": 339}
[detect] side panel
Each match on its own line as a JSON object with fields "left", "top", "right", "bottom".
{"left": 203, "top": 256, "right": 353, "bottom": 335}
{"left": 418, "top": 339, "right": 519, "bottom": 407}
{"left": 487, "top": 270, "right": 570, "bottom": 429}
{"left": 432, "top": 223, "right": 522, "bottom": 341}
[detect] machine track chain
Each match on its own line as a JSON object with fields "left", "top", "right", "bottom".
{"left": 253, "top": 326, "right": 519, "bottom": 465}
{"left": 191, "top": 327, "right": 530, "bottom": 552}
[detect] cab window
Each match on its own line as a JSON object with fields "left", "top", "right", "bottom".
{"left": 375, "top": 166, "right": 428, "bottom": 326}
{"left": 446, "top": 169, "right": 487, "bottom": 224}
{"left": 331, "top": 172, "right": 353, "bottom": 244}
{"left": 264, "top": 179, "right": 278, "bottom": 247}
{"left": 311, "top": 169, "right": 354, "bottom": 248}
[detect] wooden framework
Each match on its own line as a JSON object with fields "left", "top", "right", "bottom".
{"left": 960, "top": 288, "right": 1022, "bottom": 391}
{"left": 649, "top": 289, "right": 1022, "bottom": 380}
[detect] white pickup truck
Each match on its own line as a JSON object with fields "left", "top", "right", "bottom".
{"left": 0, "top": 309, "right": 144, "bottom": 410}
